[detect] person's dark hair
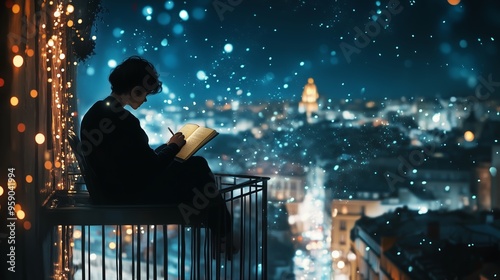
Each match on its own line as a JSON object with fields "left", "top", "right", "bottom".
{"left": 108, "top": 56, "right": 162, "bottom": 95}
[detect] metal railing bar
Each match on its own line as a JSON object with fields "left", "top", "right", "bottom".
{"left": 223, "top": 187, "right": 264, "bottom": 202}
{"left": 218, "top": 179, "right": 267, "bottom": 193}
{"left": 81, "top": 225, "right": 86, "bottom": 280}
{"left": 102, "top": 224, "right": 106, "bottom": 280}
{"left": 136, "top": 225, "right": 141, "bottom": 280}
{"left": 131, "top": 226, "right": 135, "bottom": 280}
{"left": 163, "top": 225, "right": 168, "bottom": 280}
{"left": 214, "top": 173, "right": 270, "bottom": 181}
{"left": 153, "top": 226, "right": 157, "bottom": 280}
{"left": 119, "top": 226, "right": 123, "bottom": 280}
{"left": 146, "top": 226, "right": 150, "bottom": 279}
{"left": 262, "top": 180, "right": 268, "bottom": 279}
{"left": 179, "top": 226, "right": 185, "bottom": 280}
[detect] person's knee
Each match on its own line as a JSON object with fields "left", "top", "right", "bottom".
{"left": 187, "top": 156, "right": 208, "bottom": 166}
{"left": 185, "top": 156, "right": 211, "bottom": 172}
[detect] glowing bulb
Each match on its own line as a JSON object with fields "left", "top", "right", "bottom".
{"left": 35, "top": 133, "right": 46, "bottom": 144}
{"left": 54, "top": 10, "right": 61, "bottom": 17}
{"left": 59, "top": 53, "right": 65, "bottom": 60}
{"left": 44, "top": 161, "right": 53, "bottom": 170}
{"left": 24, "top": 221, "right": 32, "bottom": 230}
{"left": 464, "top": 130, "right": 475, "bottom": 142}
{"left": 12, "top": 4, "right": 20, "bottom": 14}
{"left": 17, "top": 123, "right": 26, "bottom": 132}
{"left": 67, "top": 4, "right": 74, "bottom": 13}
{"left": 13, "top": 55, "right": 24, "bottom": 67}
{"left": 17, "top": 210, "right": 25, "bottom": 220}
{"left": 109, "top": 242, "right": 116, "bottom": 250}
{"left": 10, "top": 96, "right": 19, "bottom": 106}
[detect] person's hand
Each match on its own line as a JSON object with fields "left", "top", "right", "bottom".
{"left": 167, "top": 132, "right": 186, "bottom": 148}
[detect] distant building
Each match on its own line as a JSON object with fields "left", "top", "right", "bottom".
{"left": 330, "top": 199, "right": 403, "bottom": 279}
{"left": 298, "top": 78, "right": 320, "bottom": 123}
{"left": 491, "top": 146, "right": 500, "bottom": 210}
{"left": 351, "top": 208, "right": 500, "bottom": 279}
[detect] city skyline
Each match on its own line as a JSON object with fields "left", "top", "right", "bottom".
{"left": 77, "top": 0, "right": 500, "bottom": 112}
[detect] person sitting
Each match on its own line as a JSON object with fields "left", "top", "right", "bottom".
{"left": 79, "top": 55, "right": 238, "bottom": 258}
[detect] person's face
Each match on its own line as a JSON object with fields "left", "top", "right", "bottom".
{"left": 129, "top": 87, "right": 149, "bottom": 110}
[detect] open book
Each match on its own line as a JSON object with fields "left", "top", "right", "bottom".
{"left": 174, "top": 123, "right": 218, "bottom": 161}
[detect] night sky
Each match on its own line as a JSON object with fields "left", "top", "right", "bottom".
{"left": 77, "top": 0, "right": 500, "bottom": 111}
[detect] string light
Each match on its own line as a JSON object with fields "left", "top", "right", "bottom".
{"left": 10, "top": 96, "right": 19, "bottom": 106}
{"left": 17, "top": 123, "right": 26, "bottom": 132}
{"left": 35, "top": 133, "right": 46, "bottom": 144}
{"left": 13, "top": 55, "right": 23, "bottom": 67}
{"left": 11, "top": 4, "right": 20, "bottom": 14}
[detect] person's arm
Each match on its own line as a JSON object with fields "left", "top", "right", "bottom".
{"left": 154, "top": 132, "right": 185, "bottom": 161}
{"left": 155, "top": 142, "right": 180, "bottom": 161}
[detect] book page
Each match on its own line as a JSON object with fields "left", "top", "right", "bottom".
{"left": 178, "top": 123, "right": 199, "bottom": 138}
{"left": 176, "top": 126, "right": 216, "bottom": 160}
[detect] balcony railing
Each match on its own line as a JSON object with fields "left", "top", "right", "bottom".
{"left": 41, "top": 173, "right": 269, "bottom": 279}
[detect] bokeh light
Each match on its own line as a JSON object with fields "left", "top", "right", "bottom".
{"left": 179, "top": 10, "right": 189, "bottom": 21}
{"left": 30, "top": 89, "right": 38, "bottom": 98}
{"left": 17, "top": 209, "right": 25, "bottom": 220}
{"left": 142, "top": 6, "right": 153, "bottom": 16}
{"left": 44, "top": 161, "right": 53, "bottom": 170}
{"left": 10, "top": 96, "right": 19, "bottom": 106}
{"left": 12, "top": 3, "right": 20, "bottom": 13}
{"left": 25, "top": 175, "right": 33, "bottom": 183}
{"left": 108, "top": 59, "right": 117, "bottom": 68}
{"left": 448, "top": 0, "right": 461, "bottom": 5}
{"left": 113, "top": 27, "right": 124, "bottom": 38}
{"left": 164, "top": 1, "right": 174, "bottom": 10}
{"left": 23, "top": 221, "right": 32, "bottom": 230}
{"left": 11, "top": 45, "right": 19, "bottom": 53}
{"left": 464, "top": 130, "right": 475, "bottom": 142}
{"left": 224, "top": 43, "right": 234, "bottom": 53}
{"left": 157, "top": 13, "right": 171, "bottom": 25}
{"left": 13, "top": 55, "right": 24, "bottom": 67}
{"left": 35, "top": 133, "right": 46, "bottom": 144}
{"left": 17, "top": 123, "right": 26, "bottom": 132}
{"left": 192, "top": 7, "right": 205, "bottom": 20}
{"left": 86, "top": 66, "right": 95, "bottom": 76}
{"left": 172, "top": 24, "right": 184, "bottom": 35}
{"left": 0, "top": 78, "right": 5, "bottom": 87}
{"left": 196, "top": 70, "right": 207, "bottom": 81}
